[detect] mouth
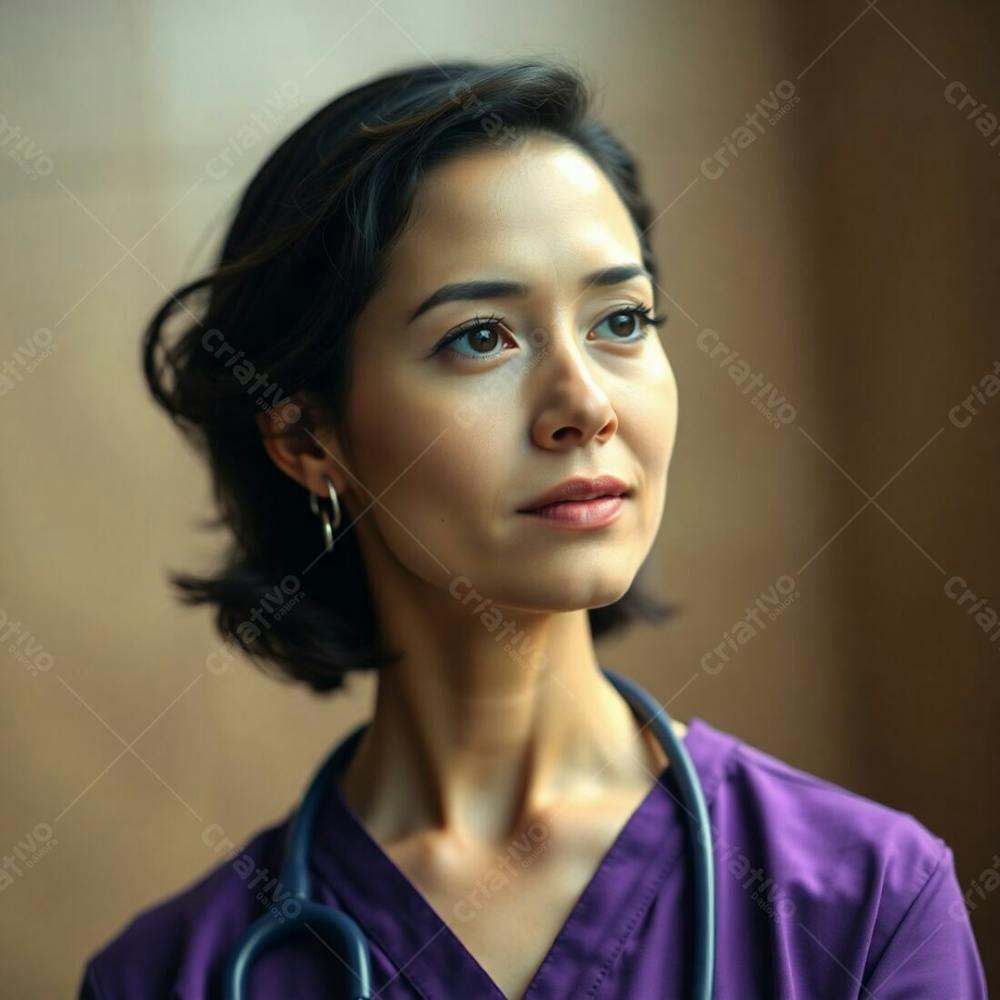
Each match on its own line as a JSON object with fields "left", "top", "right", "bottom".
{"left": 516, "top": 475, "right": 633, "bottom": 529}
{"left": 517, "top": 493, "right": 630, "bottom": 528}
{"left": 517, "top": 475, "right": 631, "bottom": 510}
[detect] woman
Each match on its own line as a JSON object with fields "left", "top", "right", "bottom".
{"left": 78, "top": 60, "right": 987, "bottom": 998}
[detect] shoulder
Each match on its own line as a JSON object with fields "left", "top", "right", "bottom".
{"left": 698, "top": 718, "right": 946, "bottom": 889}
{"left": 78, "top": 816, "right": 290, "bottom": 1000}
{"left": 689, "top": 718, "right": 987, "bottom": 993}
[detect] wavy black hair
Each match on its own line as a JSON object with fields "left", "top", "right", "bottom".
{"left": 142, "top": 58, "right": 677, "bottom": 695}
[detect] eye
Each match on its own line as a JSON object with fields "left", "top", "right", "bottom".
{"left": 591, "top": 305, "right": 667, "bottom": 343}
{"left": 431, "top": 314, "right": 513, "bottom": 361}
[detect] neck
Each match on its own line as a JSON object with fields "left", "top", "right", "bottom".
{"left": 336, "top": 606, "right": 670, "bottom": 848}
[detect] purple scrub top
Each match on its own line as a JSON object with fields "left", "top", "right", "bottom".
{"left": 78, "top": 716, "right": 988, "bottom": 998}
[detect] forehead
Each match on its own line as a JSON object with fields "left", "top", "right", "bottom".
{"left": 379, "top": 135, "right": 644, "bottom": 299}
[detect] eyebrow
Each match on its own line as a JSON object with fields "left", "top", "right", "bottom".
{"left": 406, "top": 263, "right": 654, "bottom": 325}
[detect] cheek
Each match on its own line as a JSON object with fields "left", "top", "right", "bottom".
{"left": 343, "top": 362, "right": 509, "bottom": 573}
{"left": 623, "top": 354, "right": 678, "bottom": 482}
{"left": 613, "top": 355, "right": 678, "bottom": 542}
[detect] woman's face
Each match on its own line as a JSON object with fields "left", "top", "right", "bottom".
{"left": 335, "top": 133, "right": 678, "bottom": 615}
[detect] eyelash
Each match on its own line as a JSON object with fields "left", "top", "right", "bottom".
{"left": 432, "top": 304, "right": 668, "bottom": 360}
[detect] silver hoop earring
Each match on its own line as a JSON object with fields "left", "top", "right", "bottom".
{"left": 308, "top": 476, "right": 342, "bottom": 552}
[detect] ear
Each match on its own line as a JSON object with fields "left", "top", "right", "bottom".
{"left": 255, "top": 393, "right": 352, "bottom": 503}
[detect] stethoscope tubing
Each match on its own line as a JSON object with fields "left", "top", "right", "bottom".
{"left": 221, "top": 667, "right": 715, "bottom": 999}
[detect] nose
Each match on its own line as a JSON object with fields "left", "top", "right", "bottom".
{"left": 527, "top": 323, "right": 620, "bottom": 451}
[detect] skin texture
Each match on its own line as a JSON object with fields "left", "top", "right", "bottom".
{"left": 259, "top": 133, "right": 681, "bottom": 998}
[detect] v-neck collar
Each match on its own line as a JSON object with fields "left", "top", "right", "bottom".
{"left": 309, "top": 716, "right": 730, "bottom": 999}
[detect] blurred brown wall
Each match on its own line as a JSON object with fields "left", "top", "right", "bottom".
{"left": 1, "top": 1, "right": 996, "bottom": 994}
{"left": 790, "top": 0, "right": 1000, "bottom": 974}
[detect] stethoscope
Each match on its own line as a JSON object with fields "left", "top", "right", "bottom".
{"left": 222, "top": 667, "right": 715, "bottom": 999}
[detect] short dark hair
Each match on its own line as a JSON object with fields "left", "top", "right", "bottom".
{"left": 142, "top": 58, "right": 677, "bottom": 695}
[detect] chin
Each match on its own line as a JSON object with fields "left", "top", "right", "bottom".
{"left": 522, "top": 575, "right": 635, "bottom": 613}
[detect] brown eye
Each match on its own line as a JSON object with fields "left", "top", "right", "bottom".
{"left": 593, "top": 306, "right": 659, "bottom": 343}
{"left": 433, "top": 315, "right": 511, "bottom": 360}
{"left": 465, "top": 326, "right": 503, "bottom": 354}
{"left": 607, "top": 312, "right": 640, "bottom": 337}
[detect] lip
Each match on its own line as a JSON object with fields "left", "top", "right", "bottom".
{"left": 517, "top": 475, "right": 632, "bottom": 512}
{"left": 518, "top": 494, "right": 628, "bottom": 529}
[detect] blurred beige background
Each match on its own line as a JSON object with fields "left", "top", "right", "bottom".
{"left": 2, "top": 1, "right": 997, "bottom": 994}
